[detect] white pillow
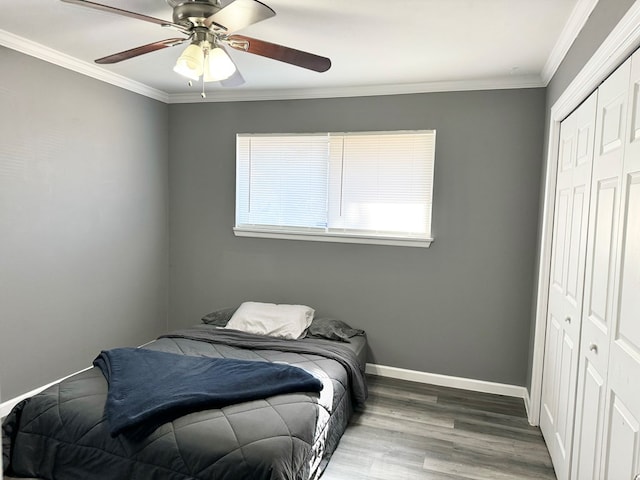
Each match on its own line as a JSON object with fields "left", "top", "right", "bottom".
{"left": 225, "top": 301, "right": 315, "bottom": 339}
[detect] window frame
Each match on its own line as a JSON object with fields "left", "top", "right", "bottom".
{"left": 234, "top": 130, "right": 435, "bottom": 248}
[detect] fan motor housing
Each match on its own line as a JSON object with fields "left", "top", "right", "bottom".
{"left": 168, "top": 0, "right": 221, "bottom": 25}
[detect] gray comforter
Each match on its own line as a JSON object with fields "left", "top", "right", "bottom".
{"left": 2, "top": 326, "right": 367, "bottom": 480}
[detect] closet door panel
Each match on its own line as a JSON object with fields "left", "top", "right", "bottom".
{"left": 542, "top": 312, "right": 562, "bottom": 432}
{"left": 580, "top": 57, "right": 629, "bottom": 397}
{"left": 542, "top": 112, "right": 575, "bottom": 448}
{"left": 617, "top": 175, "right": 640, "bottom": 344}
{"left": 572, "top": 58, "right": 631, "bottom": 480}
{"left": 585, "top": 178, "right": 618, "bottom": 336}
{"left": 601, "top": 52, "right": 640, "bottom": 480}
{"left": 603, "top": 394, "right": 640, "bottom": 480}
{"left": 566, "top": 185, "right": 587, "bottom": 303}
{"left": 571, "top": 358, "right": 606, "bottom": 480}
{"left": 552, "top": 188, "right": 571, "bottom": 292}
{"left": 555, "top": 329, "right": 579, "bottom": 460}
{"left": 542, "top": 90, "right": 597, "bottom": 480}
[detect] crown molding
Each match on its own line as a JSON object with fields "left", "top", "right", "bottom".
{"left": 541, "top": 0, "right": 600, "bottom": 85}
{"left": 553, "top": 0, "right": 640, "bottom": 118}
{"left": 0, "top": 30, "right": 169, "bottom": 103}
{"left": 1, "top": 0, "right": 596, "bottom": 105}
{"left": 167, "top": 74, "right": 545, "bottom": 104}
{"left": 1, "top": 28, "right": 545, "bottom": 105}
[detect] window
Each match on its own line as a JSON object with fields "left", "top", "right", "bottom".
{"left": 235, "top": 130, "right": 436, "bottom": 247}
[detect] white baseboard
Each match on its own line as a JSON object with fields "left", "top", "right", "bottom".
{"left": 366, "top": 363, "right": 529, "bottom": 400}
{"left": 524, "top": 390, "right": 536, "bottom": 426}
{"left": 0, "top": 366, "right": 92, "bottom": 419}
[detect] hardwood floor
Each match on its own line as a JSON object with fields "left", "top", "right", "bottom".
{"left": 4, "top": 375, "right": 556, "bottom": 480}
{"left": 321, "top": 375, "right": 557, "bottom": 480}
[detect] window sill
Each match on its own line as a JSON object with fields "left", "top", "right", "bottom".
{"left": 233, "top": 227, "right": 433, "bottom": 248}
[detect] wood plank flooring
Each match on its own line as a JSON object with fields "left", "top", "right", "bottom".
{"left": 321, "top": 375, "right": 556, "bottom": 480}
{"left": 4, "top": 375, "right": 556, "bottom": 480}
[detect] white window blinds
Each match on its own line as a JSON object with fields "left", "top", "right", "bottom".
{"left": 236, "top": 134, "right": 328, "bottom": 230}
{"left": 235, "top": 130, "right": 436, "bottom": 247}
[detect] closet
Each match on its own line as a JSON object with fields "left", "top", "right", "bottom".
{"left": 540, "top": 50, "right": 640, "bottom": 480}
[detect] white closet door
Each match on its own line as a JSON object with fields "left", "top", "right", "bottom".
{"left": 571, "top": 57, "right": 631, "bottom": 480}
{"left": 600, "top": 50, "right": 640, "bottom": 480}
{"left": 541, "top": 90, "right": 597, "bottom": 480}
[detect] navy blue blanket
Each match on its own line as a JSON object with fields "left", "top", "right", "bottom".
{"left": 93, "top": 348, "right": 323, "bottom": 437}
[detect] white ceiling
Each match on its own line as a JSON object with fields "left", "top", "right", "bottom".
{"left": 0, "top": 0, "right": 592, "bottom": 102}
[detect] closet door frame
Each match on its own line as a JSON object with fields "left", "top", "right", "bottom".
{"left": 529, "top": 3, "right": 640, "bottom": 426}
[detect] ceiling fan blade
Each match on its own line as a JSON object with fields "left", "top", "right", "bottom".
{"left": 95, "top": 38, "right": 186, "bottom": 64}
{"left": 60, "top": 0, "right": 190, "bottom": 34}
{"left": 227, "top": 35, "right": 331, "bottom": 72}
{"left": 204, "top": 0, "right": 275, "bottom": 33}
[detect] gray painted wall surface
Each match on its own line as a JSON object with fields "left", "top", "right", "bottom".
{"left": 525, "top": 0, "right": 636, "bottom": 392}
{"left": 169, "top": 88, "right": 545, "bottom": 387}
{"left": 0, "top": 48, "right": 169, "bottom": 401}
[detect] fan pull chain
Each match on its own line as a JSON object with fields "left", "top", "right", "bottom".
{"left": 201, "top": 48, "right": 208, "bottom": 99}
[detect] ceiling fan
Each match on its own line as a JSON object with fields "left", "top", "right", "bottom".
{"left": 60, "top": 0, "right": 331, "bottom": 89}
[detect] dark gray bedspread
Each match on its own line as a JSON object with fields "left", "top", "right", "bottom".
{"left": 160, "top": 326, "right": 368, "bottom": 407}
{"left": 2, "top": 326, "right": 368, "bottom": 480}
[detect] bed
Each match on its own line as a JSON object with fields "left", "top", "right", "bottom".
{"left": 2, "top": 306, "right": 368, "bottom": 480}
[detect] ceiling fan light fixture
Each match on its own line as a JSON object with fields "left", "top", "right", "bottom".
{"left": 67, "top": 0, "right": 332, "bottom": 88}
{"left": 203, "top": 47, "right": 237, "bottom": 82}
{"left": 173, "top": 43, "right": 204, "bottom": 80}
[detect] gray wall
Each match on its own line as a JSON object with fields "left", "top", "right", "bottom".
{"left": 169, "top": 88, "right": 546, "bottom": 387}
{"left": 0, "top": 48, "right": 170, "bottom": 401}
{"left": 525, "top": 0, "right": 636, "bottom": 392}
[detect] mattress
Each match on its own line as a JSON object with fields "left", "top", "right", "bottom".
{"left": 338, "top": 333, "right": 367, "bottom": 368}
{"left": 2, "top": 326, "right": 368, "bottom": 480}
